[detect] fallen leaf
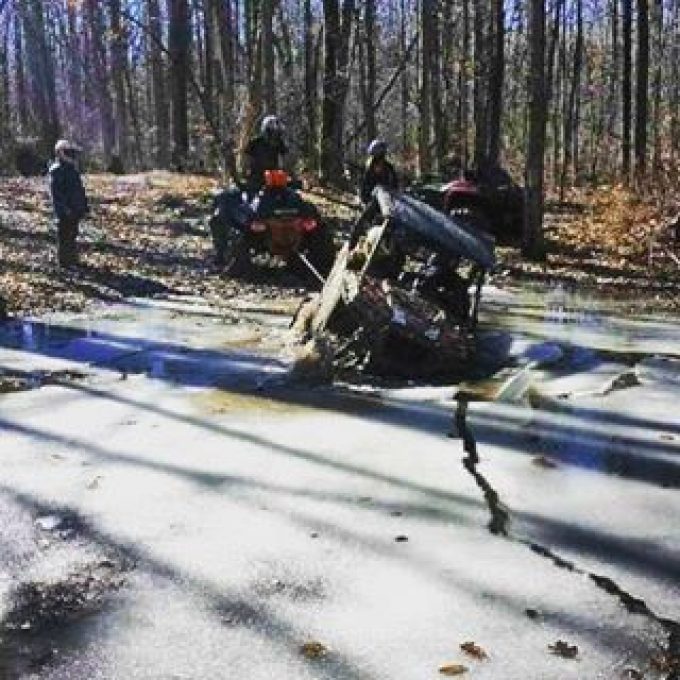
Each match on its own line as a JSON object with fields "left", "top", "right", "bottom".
{"left": 394, "top": 535, "right": 409, "bottom": 543}
{"left": 525, "top": 608, "right": 540, "bottom": 620}
{"left": 650, "top": 652, "right": 680, "bottom": 672}
{"left": 460, "top": 641, "right": 488, "bottom": 659}
{"left": 548, "top": 640, "right": 579, "bottom": 659}
{"left": 300, "top": 641, "right": 328, "bottom": 659}
{"left": 439, "top": 663, "right": 468, "bottom": 675}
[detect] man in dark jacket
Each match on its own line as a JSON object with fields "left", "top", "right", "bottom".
{"left": 359, "top": 139, "right": 399, "bottom": 205}
{"left": 49, "top": 139, "right": 89, "bottom": 267}
{"left": 243, "top": 115, "right": 288, "bottom": 196}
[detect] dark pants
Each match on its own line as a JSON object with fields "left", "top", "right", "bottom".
{"left": 57, "top": 216, "right": 80, "bottom": 266}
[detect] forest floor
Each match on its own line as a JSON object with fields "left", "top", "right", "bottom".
{"left": 0, "top": 171, "right": 679, "bottom": 317}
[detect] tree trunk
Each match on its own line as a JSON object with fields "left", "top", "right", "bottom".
{"left": 460, "top": 0, "right": 471, "bottom": 168}
{"left": 650, "top": 0, "right": 663, "bottom": 176}
{"left": 66, "top": 2, "right": 83, "bottom": 133}
{"left": 431, "top": 3, "right": 447, "bottom": 172}
{"left": 320, "top": 0, "right": 355, "bottom": 183}
{"left": 524, "top": 0, "right": 547, "bottom": 260}
{"left": 486, "top": 0, "right": 505, "bottom": 167}
{"left": 361, "top": 0, "right": 377, "bottom": 143}
{"left": 203, "top": 0, "right": 215, "bottom": 126}
{"left": 262, "top": 0, "right": 276, "bottom": 113}
{"left": 149, "top": 0, "right": 170, "bottom": 168}
{"left": 109, "top": 0, "right": 129, "bottom": 167}
{"left": 671, "top": 0, "right": 680, "bottom": 162}
{"left": 418, "top": 0, "right": 434, "bottom": 176}
{"left": 85, "top": 0, "right": 115, "bottom": 163}
{"left": 622, "top": 0, "right": 632, "bottom": 178}
{"left": 0, "top": 30, "right": 9, "bottom": 147}
{"left": 13, "top": 13, "right": 28, "bottom": 134}
{"left": 169, "top": 0, "right": 191, "bottom": 169}
{"left": 634, "top": 0, "right": 649, "bottom": 179}
{"left": 473, "top": 0, "right": 487, "bottom": 169}
{"left": 400, "top": 0, "right": 410, "bottom": 157}
{"left": 560, "top": 0, "right": 583, "bottom": 197}
{"left": 304, "top": 0, "right": 319, "bottom": 169}
{"left": 22, "top": 0, "right": 60, "bottom": 154}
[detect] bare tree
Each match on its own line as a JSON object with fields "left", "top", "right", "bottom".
{"left": 168, "top": 0, "right": 190, "bottom": 168}
{"left": 635, "top": 0, "right": 649, "bottom": 179}
{"left": 524, "top": 0, "right": 547, "bottom": 260}
{"left": 320, "top": 0, "right": 355, "bottom": 183}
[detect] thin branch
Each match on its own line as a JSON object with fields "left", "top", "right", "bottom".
{"left": 344, "top": 30, "right": 419, "bottom": 150}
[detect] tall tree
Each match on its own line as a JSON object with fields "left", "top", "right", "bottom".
{"left": 486, "top": 0, "right": 505, "bottom": 167}
{"left": 418, "top": 0, "right": 434, "bottom": 176}
{"left": 21, "top": 0, "right": 60, "bottom": 153}
{"left": 622, "top": 0, "right": 632, "bottom": 178}
{"left": 85, "top": 0, "right": 115, "bottom": 163}
{"left": 524, "top": 0, "right": 547, "bottom": 259}
{"left": 149, "top": 0, "right": 170, "bottom": 168}
{"left": 109, "top": 0, "right": 130, "bottom": 166}
{"left": 320, "top": 0, "right": 355, "bottom": 183}
{"left": 634, "top": 0, "right": 649, "bottom": 178}
{"left": 303, "top": 0, "right": 319, "bottom": 168}
{"left": 261, "top": 0, "right": 276, "bottom": 113}
{"left": 168, "top": 0, "right": 190, "bottom": 168}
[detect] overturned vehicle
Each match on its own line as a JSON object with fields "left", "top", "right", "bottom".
{"left": 294, "top": 187, "right": 496, "bottom": 379}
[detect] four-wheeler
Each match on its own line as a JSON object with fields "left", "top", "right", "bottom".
{"left": 408, "top": 164, "right": 524, "bottom": 245}
{"left": 208, "top": 170, "right": 336, "bottom": 282}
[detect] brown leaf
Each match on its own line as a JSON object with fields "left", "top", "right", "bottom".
{"left": 548, "top": 640, "right": 579, "bottom": 659}
{"left": 439, "top": 663, "right": 468, "bottom": 676}
{"left": 460, "top": 641, "right": 488, "bottom": 660}
{"left": 650, "top": 652, "right": 680, "bottom": 672}
{"left": 300, "top": 641, "right": 329, "bottom": 659}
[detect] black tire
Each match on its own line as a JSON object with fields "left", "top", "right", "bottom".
{"left": 209, "top": 215, "right": 251, "bottom": 276}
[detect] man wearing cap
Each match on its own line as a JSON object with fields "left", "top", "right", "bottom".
{"left": 49, "top": 140, "right": 89, "bottom": 267}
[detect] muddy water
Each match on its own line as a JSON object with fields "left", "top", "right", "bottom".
{"left": 0, "top": 297, "right": 297, "bottom": 389}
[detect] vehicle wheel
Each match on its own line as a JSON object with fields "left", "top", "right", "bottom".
{"left": 301, "top": 225, "right": 336, "bottom": 283}
{"left": 209, "top": 215, "right": 251, "bottom": 276}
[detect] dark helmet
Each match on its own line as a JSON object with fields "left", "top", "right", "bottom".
{"left": 367, "top": 139, "right": 388, "bottom": 159}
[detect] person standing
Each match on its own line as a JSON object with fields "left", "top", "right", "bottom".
{"left": 49, "top": 140, "right": 89, "bottom": 267}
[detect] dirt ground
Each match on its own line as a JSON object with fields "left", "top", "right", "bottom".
{"left": 1, "top": 172, "right": 678, "bottom": 317}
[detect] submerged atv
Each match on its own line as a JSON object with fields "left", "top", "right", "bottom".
{"left": 296, "top": 187, "right": 496, "bottom": 379}
{"left": 408, "top": 164, "right": 524, "bottom": 245}
{"left": 209, "top": 170, "right": 336, "bottom": 282}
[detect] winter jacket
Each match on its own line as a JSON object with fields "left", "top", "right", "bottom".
{"left": 244, "top": 133, "right": 288, "bottom": 192}
{"left": 360, "top": 159, "right": 399, "bottom": 204}
{"left": 49, "top": 160, "right": 89, "bottom": 221}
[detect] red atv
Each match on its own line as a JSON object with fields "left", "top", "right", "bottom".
{"left": 409, "top": 165, "right": 524, "bottom": 245}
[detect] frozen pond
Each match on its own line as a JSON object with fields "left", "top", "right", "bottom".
{"left": 0, "top": 285, "right": 678, "bottom": 679}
